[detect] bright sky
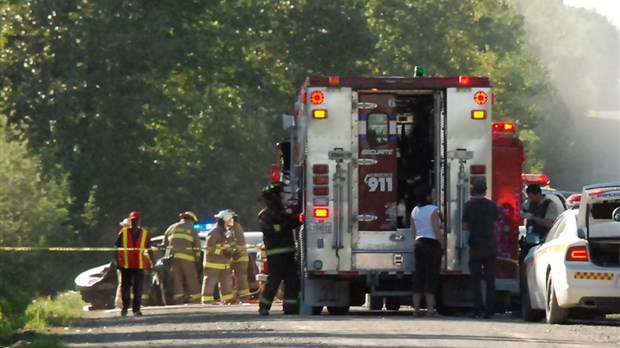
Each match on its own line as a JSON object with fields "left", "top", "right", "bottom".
{"left": 562, "top": 0, "right": 620, "bottom": 29}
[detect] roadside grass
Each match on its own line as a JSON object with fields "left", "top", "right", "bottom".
{"left": 1, "top": 290, "right": 85, "bottom": 347}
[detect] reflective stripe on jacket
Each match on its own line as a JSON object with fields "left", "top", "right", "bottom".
{"left": 117, "top": 227, "right": 150, "bottom": 269}
{"left": 164, "top": 220, "right": 201, "bottom": 262}
{"left": 204, "top": 225, "right": 232, "bottom": 267}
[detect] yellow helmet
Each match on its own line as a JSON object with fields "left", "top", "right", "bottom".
{"left": 179, "top": 211, "right": 198, "bottom": 222}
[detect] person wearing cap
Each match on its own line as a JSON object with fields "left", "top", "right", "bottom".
{"left": 201, "top": 210, "right": 236, "bottom": 304}
{"left": 114, "top": 211, "right": 154, "bottom": 316}
{"left": 410, "top": 183, "right": 444, "bottom": 317}
{"left": 163, "top": 211, "right": 202, "bottom": 304}
{"left": 115, "top": 218, "right": 132, "bottom": 309}
{"left": 227, "top": 210, "right": 251, "bottom": 302}
{"left": 257, "top": 182, "right": 301, "bottom": 315}
{"left": 462, "top": 177, "right": 499, "bottom": 319}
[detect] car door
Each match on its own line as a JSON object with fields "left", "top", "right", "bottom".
{"left": 528, "top": 215, "right": 567, "bottom": 307}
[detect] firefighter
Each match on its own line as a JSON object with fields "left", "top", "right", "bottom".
{"left": 115, "top": 218, "right": 132, "bottom": 309}
{"left": 257, "top": 183, "right": 300, "bottom": 315}
{"left": 227, "top": 209, "right": 251, "bottom": 301}
{"left": 163, "top": 211, "right": 202, "bottom": 304}
{"left": 115, "top": 211, "right": 154, "bottom": 316}
{"left": 201, "top": 210, "right": 236, "bottom": 304}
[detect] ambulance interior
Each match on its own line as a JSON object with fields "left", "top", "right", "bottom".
{"left": 393, "top": 93, "right": 438, "bottom": 229}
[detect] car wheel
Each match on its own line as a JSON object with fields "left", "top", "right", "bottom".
{"left": 521, "top": 276, "right": 544, "bottom": 322}
{"left": 546, "top": 277, "right": 569, "bottom": 324}
{"left": 368, "top": 296, "right": 383, "bottom": 310}
{"left": 327, "top": 306, "right": 350, "bottom": 315}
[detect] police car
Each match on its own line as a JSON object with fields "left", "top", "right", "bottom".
{"left": 520, "top": 183, "right": 620, "bottom": 324}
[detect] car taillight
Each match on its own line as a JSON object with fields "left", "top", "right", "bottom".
{"left": 566, "top": 246, "right": 589, "bottom": 262}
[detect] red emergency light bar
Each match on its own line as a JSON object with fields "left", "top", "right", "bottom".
{"left": 305, "top": 76, "right": 491, "bottom": 89}
{"left": 522, "top": 173, "right": 551, "bottom": 186}
{"left": 492, "top": 122, "right": 515, "bottom": 133}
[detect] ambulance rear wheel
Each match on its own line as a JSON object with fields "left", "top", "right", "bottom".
{"left": 368, "top": 296, "right": 383, "bottom": 310}
{"left": 327, "top": 306, "right": 350, "bottom": 315}
{"left": 385, "top": 297, "right": 400, "bottom": 311}
{"left": 311, "top": 306, "right": 323, "bottom": 315}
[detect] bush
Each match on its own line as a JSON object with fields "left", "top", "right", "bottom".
{"left": 0, "top": 285, "right": 31, "bottom": 345}
{"left": 25, "top": 291, "right": 86, "bottom": 330}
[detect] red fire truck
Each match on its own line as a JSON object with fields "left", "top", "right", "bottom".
{"left": 274, "top": 73, "right": 525, "bottom": 315}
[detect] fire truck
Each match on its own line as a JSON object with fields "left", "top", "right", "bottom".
{"left": 275, "top": 73, "right": 525, "bottom": 315}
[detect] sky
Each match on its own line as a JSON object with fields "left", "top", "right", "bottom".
{"left": 562, "top": 0, "right": 620, "bottom": 29}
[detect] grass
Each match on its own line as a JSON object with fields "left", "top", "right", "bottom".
{"left": 1, "top": 291, "right": 85, "bottom": 347}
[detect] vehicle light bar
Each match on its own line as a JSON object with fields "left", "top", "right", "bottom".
{"left": 492, "top": 122, "right": 516, "bottom": 133}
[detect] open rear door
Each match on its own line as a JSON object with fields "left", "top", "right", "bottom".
{"left": 357, "top": 93, "right": 398, "bottom": 231}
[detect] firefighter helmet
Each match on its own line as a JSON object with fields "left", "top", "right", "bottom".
{"left": 262, "top": 182, "right": 282, "bottom": 196}
{"left": 179, "top": 211, "right": 198, "bottom": 222}
{"left": 214, "top": 209, "right": 233, "bottom": 222}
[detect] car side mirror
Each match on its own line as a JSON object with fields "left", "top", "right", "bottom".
{"left": 577, "top": 228, "right": 586, "bottom": 239}
{"left": 524, "top": 233, "right": 541, "bottom": 245}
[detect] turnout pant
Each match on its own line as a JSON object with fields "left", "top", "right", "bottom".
{"left": 201, "top": 267, "right": 233, "bottom": 303}
{"left": 231, "top": 260, "right": 250, "bottom": 298}
{"left": 170, "top": 258, "right": 201, "bottom": 304}
{"left": 259, "top": 252, "right": 299, "bottom": 314}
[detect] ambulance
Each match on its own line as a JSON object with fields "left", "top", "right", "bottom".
{"left": 275, "top": 72, "right": 525, "bottom": 314}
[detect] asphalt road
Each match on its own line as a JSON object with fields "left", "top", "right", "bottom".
{"left": 56, "top": 304, "right": 620, "bottom": 348}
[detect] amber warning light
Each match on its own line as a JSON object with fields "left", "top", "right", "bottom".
{"left": 313, "top": 208, "right": 329, "bottom": 218}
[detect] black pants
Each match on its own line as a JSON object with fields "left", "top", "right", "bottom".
{"left": 120, "top": 267, "right": 145, "bottom": 313}
{"left": 469, "top": 250, "right": 496, "bottom": 315}
{"left": 413, "top": 238, "right": 442, "bottom": 294}
{"left": 260, "top": 252, "right": 299, "bottom": 314}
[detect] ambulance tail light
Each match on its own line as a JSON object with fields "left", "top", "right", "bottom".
{"left": 298, "top": 213, "right": 305, "bottom": 223}
{"left": 313, "top": 186, "right": 329, "bottom": 196}
{"left": 566, "top": 245, "right": 589, "bottom": 262}
{"left": 470, "top": 165, "right": 486, "bottom": 175}
{"left": 312, "top": 164, "right": 329, "bottom": 205}
{"left": 314, "top": 208, "right": 329, "bottom": 219}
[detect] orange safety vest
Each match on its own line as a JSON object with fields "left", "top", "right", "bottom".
{"left": 117, "top": 227, "right": 150, "bottom": 269}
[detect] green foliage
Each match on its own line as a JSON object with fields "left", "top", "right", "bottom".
{"left": 0, "top": 116, "right": 80, "bottom": 294}
{"left": 1, "top": 0, "right": 617, "bottom": 272}
{"left": 25, "top": 291, "right": 85, "bottom": 330}
{"left": 0, "top": 284, "right": 31, "bottom": 345}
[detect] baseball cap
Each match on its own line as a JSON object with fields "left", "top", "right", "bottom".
{"left": 128, "top": 211, "right": 141, "bottom": 220}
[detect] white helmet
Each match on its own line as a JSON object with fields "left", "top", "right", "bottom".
{"left": 214, "top": 209, "right": 233, "bottom": 222}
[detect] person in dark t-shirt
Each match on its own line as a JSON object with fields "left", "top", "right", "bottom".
{"left": 462, "top": 177, "right": 499, "bottom": 319}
